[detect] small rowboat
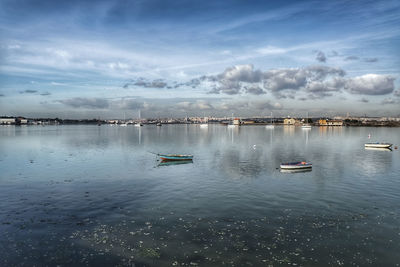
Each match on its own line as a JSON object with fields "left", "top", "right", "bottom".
{"left": 158, "top": 154, "right": 193, "bottom": 161}
{"left": 280, "top": 161, "right": 312, "bottom": 169}
{"left": 364, "top": 143, "right": 392, "bottom": 148}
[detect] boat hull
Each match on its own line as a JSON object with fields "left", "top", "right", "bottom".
{"left": 280, "top": 162, "right": 312, "bottom": 169}
{"left": 159, "top": 154, "right": 193, "bottom": 161}
{"left": 364, "top": 143, "right": 392, "bottom": 148}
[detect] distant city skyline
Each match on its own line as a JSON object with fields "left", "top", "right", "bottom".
{"left": 0, "top": 0, "right": 399, "bottom": 118}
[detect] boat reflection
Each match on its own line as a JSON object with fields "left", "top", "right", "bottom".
{"left": 364, "top": 147, "right": 392, "bottom": 152}
{"left": 158, "top": 160, "right": 193, "bottom": 167}
{"left": 280, "top": 168, "right": 313, "bottom": 174}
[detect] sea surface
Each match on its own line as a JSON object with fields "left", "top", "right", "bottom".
{"left": 0, "top": 125, "right": 399, "bottom": 266}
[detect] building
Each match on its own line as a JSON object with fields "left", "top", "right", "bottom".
{"left": 327, "top": 120, "right": 343, "bottom": 126}
{"left": 319, "top": 119, "right": 343, "bottom": 126}
{"left": 0, "top": 118, "right": 16, "bottom": 124}
{"left": 17, "top": 117, "right": 28, "bottom": 124}
{"left": 233, "top": 118, "right": 241, "bottom": 125}
{"left": 283, "top": 118, "right": 299, "bottom": 125}
{"left": 242, "top": 120, "right": 256, "bottom": 124}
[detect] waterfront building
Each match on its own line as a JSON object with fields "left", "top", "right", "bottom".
{"left": 283, "top": 118, "right": 299, "bottom": 125}
{"left": 319, "top": 119, "right": 343, "bottom": 126}
{"left": 0, "top": 117, "right": 16, "bottom": 124}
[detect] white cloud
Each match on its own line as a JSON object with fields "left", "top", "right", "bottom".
{"left": 345, "top": 74, "right": 395, "bottom": 95}
{"left": 256, "top": 46, "right": 287, "bottom": 55}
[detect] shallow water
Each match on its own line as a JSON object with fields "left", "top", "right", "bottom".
{"left": 0, "top": 125, "right": 399, "bottom": 266}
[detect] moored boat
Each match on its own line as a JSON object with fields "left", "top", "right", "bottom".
{"left": 364, "top": 143, "right": 392, "bottom": 148}
{"left": 158, "top": 154, "right": 193, "bottom": 161}
{"left": 280, "top": 161, "right": 312, "bottom": 169}
{"left": 266, "top": 112, "right": 275, "bottom": 129}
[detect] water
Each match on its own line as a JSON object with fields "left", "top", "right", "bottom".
{"left": 0, "top": 125, "right": 399, "bottom": 266}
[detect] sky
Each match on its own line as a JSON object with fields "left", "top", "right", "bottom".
{"left": 0, "top": 0, "right": 399, "bottom": 119}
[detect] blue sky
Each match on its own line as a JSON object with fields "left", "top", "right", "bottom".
{"left": 0, "top": 0, "right": 399, "bottom": 118}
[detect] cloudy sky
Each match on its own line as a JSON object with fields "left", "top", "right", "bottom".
{"left": 0, "top": 0, "right": 399, "bottom": 119}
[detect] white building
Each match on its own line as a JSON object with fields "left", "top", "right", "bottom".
{"left": 0, "top": 118, "right": 16, "bottom": 124}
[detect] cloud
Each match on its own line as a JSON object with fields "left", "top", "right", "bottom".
{"left": 328, "top": 50, "right": 339, "bottom": 57}
{"left": 315, "top": 51, "right": 326, "bottom": 62}
{"left": 256, "top": 46, "right": 287, "bottom": 55}
{"left": 51, "top": 82, "right": 66, "bottom": 86}
{"left": 123, "top": 78, "right": 168, "bottom": 89}
{"left": 345, "top": 56, "right": 359, "bottom": 61}
{"left": 0, "top": 94, "right": 4, "bottom": 97}
{"left": 193, "top": 64, "right": 400, "bottom": 99}
{"left": 118, "top": 99, "right": 145, "bottom": 110}
{"left": 364, "top": 57, "right": 378, "bottom": 63}
{"left": 58, "top": 97, "right": 109, "bottom": 109}
{"left": 177, "top": 100, "right": 213, "bottom": 111}
{"left": 344, "top": 74, "right": 395, "bottom": 95}
{"left": 381, "top": 98, "right": 400, "bottom": 105}
{"left": 394, "top": 90, "right": 400, "bottom": 97}
{"left": 204, "top": 64, "right": 347, "bottom": 99}
{"left": 359, "top": 98, "right": 369, "bottom": 103}
{"left": 20, "top": 89, "right": 38, "bottom": 94}
{"left": 40, "top": 92, "right": 51, "bottom": 96}
{"left": 217, "top": 64, "right": 264, "bottom": 83}
{"left": 121, "top": 64, "right": 394, "bottom": 101}
{"left": 217, "top": 99, "right": 283, "bottom": 112}
{"left": 244, "top": 85, "right": 266, "bottom": 95}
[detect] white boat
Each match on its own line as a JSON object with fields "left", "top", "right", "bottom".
{"left": 227, "top": 113, "right": 236, "bottom": 128}
{"left": 200, "top": 123, "right": 208, "bottom": 128}
{"left": 280, "top": 161, "right": 312, "bottom": 169}
{"left": 364, "top": 143, "right": 392, "bottom": 148}
{"left": 120, "top": 113, "right": 128, "bottom": 126}
{"left": 266, "top": 112, "right": 275, "bottom": 129}
{"left": 135, "top": 109, "right": 143, "bottom": 127}
{"left": 302, "top": 112, "right": 312, "bottom": 128}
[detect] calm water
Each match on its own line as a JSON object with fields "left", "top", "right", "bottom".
{"left": 0, "top": 125, "right": 399, "bottom": 266}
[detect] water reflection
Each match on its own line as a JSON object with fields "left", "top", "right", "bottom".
{"left": 1, "top": 125, "right": 400, "bottom": 266}
{"left": 364, "top": 147, "right": 392, "bottom": 152}
{"left": 280, "top": 168, "right": 313, "bottom": 173}
{"left": 157, "top": 160, "right": 193, "bottom": 167}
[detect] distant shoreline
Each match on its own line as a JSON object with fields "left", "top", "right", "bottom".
{"left": 2, "top": 123, "right": 400, "bottom": 127}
